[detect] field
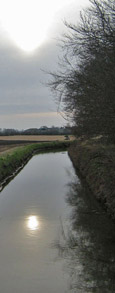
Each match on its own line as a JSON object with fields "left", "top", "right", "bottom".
{"left": 0, "top": 135, "right": 73, "bottom": 141}
{"left": 0, "top": 135, "right": 74, "bottom": 154}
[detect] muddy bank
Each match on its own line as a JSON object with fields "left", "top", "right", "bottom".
{"left": 68, "top": 142, "right": 115, "bottom": 220}
{"left": 0, "top": 141, "right": 70, "bottom": 191}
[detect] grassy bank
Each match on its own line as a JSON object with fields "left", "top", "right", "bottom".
{"left": 68, "top": 141, "right": 115, "bottom": 220}
{"left": 0, "top": 141, "right": 70, "bottom": 190}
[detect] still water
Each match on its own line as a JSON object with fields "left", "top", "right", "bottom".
{"left": 0, "top": 152, "right": 115, "bottom": 292}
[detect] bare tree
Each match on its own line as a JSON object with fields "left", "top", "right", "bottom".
{"left": 49, "top": 0, "right": 115, "bottom": 142}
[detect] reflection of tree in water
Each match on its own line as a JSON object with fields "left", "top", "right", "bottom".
{"left": 55, "top": 174, "right": 115, "bottom": 292}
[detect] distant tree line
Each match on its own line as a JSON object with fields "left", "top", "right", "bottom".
{"left": 49, "top": 0, "right": 115, "bottom": 143}
{"left": 0, "top": 126, "right": 72, "bottom": 136}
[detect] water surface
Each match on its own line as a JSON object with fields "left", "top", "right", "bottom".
{"left": 0, "top": 151, "right": 115, "bottom": 293}
{"left": 0, "top": 152, "right": 73, "bottom": 293}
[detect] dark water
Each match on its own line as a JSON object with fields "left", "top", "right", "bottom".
{"left": 0, "top": 152, "right": 115, "bottom": 292}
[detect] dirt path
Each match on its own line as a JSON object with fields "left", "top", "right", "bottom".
{"left": 0, "top": 145, "right": 25, "bottom": 155}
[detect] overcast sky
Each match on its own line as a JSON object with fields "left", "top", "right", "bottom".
{"left": 0, "top": 0, "right": 89, "bottom": 130}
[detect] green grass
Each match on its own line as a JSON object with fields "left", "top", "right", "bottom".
{"left": 0, "top": 141, "right": 70, "bottom": 187}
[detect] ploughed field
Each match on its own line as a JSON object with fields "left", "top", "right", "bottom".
{"left": 0, "top": 135, "right": 73, "bottom": 154}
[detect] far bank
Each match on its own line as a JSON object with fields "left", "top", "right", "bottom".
{"left": 68, "top": 141, "right": 115, "bottom": 220}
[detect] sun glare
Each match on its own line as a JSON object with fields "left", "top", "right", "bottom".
{"left": 27, "top": 216, "right": 40, "bottom": 230}
{"left": 0, "top": 0, "right": 73, "bottom": 52}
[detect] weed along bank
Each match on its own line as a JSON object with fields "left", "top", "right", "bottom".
{"left": 68, "top": 141, "right": 115, "bottom": 221}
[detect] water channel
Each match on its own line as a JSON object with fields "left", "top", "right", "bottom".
{"left": 0, "top": 151, "right": 115, "bottom": 292}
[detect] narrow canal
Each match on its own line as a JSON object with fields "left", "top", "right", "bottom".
{"left": 0, "top": 152, "right": 115, "bottom": 292}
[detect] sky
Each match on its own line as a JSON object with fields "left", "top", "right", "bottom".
{"left": 0, "top": 0, "right": 89, "bottom": 130}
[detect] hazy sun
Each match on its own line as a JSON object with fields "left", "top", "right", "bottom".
{"left": 27, "top": 215, "right": 40, "bottom": 230}
{"left": 0, "top": 0, "right": 73, "bottom": 52}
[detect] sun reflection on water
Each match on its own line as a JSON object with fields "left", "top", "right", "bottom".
{"left": 27, "top": 215, "right": 40, "bottom": 231}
